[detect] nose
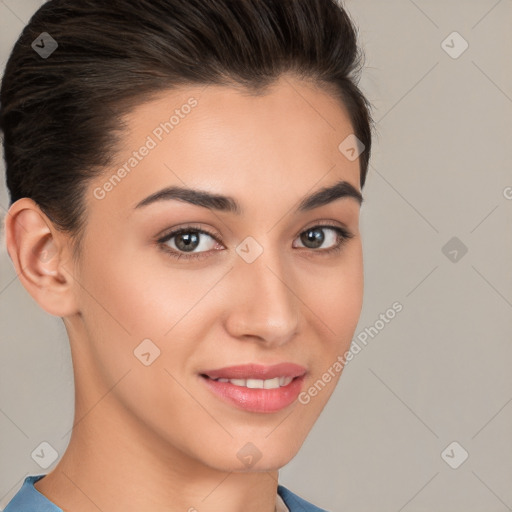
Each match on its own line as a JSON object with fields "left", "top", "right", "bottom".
{"left": 223, "top": 250, "right": 300, "bottom": 347}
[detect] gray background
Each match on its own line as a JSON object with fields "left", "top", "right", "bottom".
{"left": 1, "top": 0, "right": 511, "bottom": 511}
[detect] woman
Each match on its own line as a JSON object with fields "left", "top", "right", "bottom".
{"left": 1, "top": 0, "right": 373, "bottom": 510}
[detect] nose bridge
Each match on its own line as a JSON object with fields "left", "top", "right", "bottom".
{"left": 225, "top": 244, "right": 300, "bottom": 343}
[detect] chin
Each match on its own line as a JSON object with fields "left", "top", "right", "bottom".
{"left": 198, "top": 434, "right": 306, "bottom": 474}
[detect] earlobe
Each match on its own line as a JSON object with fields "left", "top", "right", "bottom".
{"left": 4, "top": 197, "right": 79, "bottom": 317}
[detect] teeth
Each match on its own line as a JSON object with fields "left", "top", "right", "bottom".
{"left": 264, "top": 377, "right": 280, "bottom": 389}
{"left": 279, "top": 376, "right": 292, "bottom": 386}
{"left": 212, "top": 376, "right": 294, "bottom": 388}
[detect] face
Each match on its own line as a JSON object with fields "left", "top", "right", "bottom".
{"left": 66, "top": 74, "right": 364, "bottom": 472}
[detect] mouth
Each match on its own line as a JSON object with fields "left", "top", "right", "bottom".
{"left": 200, "top": 362, "right": 307, "bottom": 381}
{"left": 198, "top": 363, "right": 307, "bottom": 413}
{"left": 200, "top": 374, "right": 299, "bottom": 389}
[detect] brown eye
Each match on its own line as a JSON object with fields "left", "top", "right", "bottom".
{"left": 294, "top": 225, "right": 353, "bottom": 253}
{"left": 157, "top": 226, "right": 222, "bottom": 261}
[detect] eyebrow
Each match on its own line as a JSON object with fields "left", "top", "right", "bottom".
{"left": 134, "top": 178, "right": 363, "bottom": 214}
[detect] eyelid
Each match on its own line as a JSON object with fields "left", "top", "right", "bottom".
{"left": 296, "top": 219, "right": 350, "bottom": 237}
{"left": 156, "top": 220, "right": 348, "bottom": 244}
{"left": 156, "top": 224, "right": 222, "bottom": 244}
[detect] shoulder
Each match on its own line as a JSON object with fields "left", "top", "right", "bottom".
{"left": 277, "top": 484, "right": 330, "bottom": 512}
{"left": 2, "top": 474, "right": 63, "bottom": 512}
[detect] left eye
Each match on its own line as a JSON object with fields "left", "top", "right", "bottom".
{"left": 294, "top": 225, "right": 347, "bottom": 250}
{"left": 157, "top": 224, "right": 353, "bottom": 261}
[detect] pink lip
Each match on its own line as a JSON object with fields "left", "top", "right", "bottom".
{"left": 200, "top": 363, "right": 307, "bottom": 380}
{"left": 200, "top": 373, "right": 306, "bottom": 413}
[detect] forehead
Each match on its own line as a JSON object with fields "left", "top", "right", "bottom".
{"left": 87, "top": 74, "right": 361, "bottom": 217}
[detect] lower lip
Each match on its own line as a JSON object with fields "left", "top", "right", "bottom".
{"left": 200, "top": 375, "right": 306, "bottom": 413}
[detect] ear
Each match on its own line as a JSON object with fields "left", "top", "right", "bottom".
{"left": 4, "top": 197, "right": 79, "bottom": 317}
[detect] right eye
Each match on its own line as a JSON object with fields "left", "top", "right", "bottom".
{"left": 157, "top": 225, "right": 223, "bottom": 261}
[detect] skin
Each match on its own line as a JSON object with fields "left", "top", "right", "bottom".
{"left": 5, "top": 73, "right": 364, "bottom": 512}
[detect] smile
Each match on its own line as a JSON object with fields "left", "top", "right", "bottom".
{"left": 200, "top": 373, "right": 306, "bottom": 413}
{"left": 206, "top": 375, "right": 294, "bottom": 388}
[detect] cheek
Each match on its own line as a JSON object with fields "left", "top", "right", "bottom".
{"left": 73, "top": 243, "right": 233, "bottom": 404}
{"left": 72, "top": 247, "right": 217, "bottom": 427}
{"left": 77, "top": 238, "right": 220, "bottom": 338}
{"left": 297, "top": 242, "right": 363, "bottom": 403}
{"left": 303, "top": 241, "right": 363, "bottom": 341}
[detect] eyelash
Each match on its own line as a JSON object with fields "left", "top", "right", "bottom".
{"left": 156, "top": 223, "right": 354, "bottom": 262}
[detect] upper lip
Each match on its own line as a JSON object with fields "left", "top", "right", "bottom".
{"left": 201, "top": 363, "right": 307, "bottom": 380}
